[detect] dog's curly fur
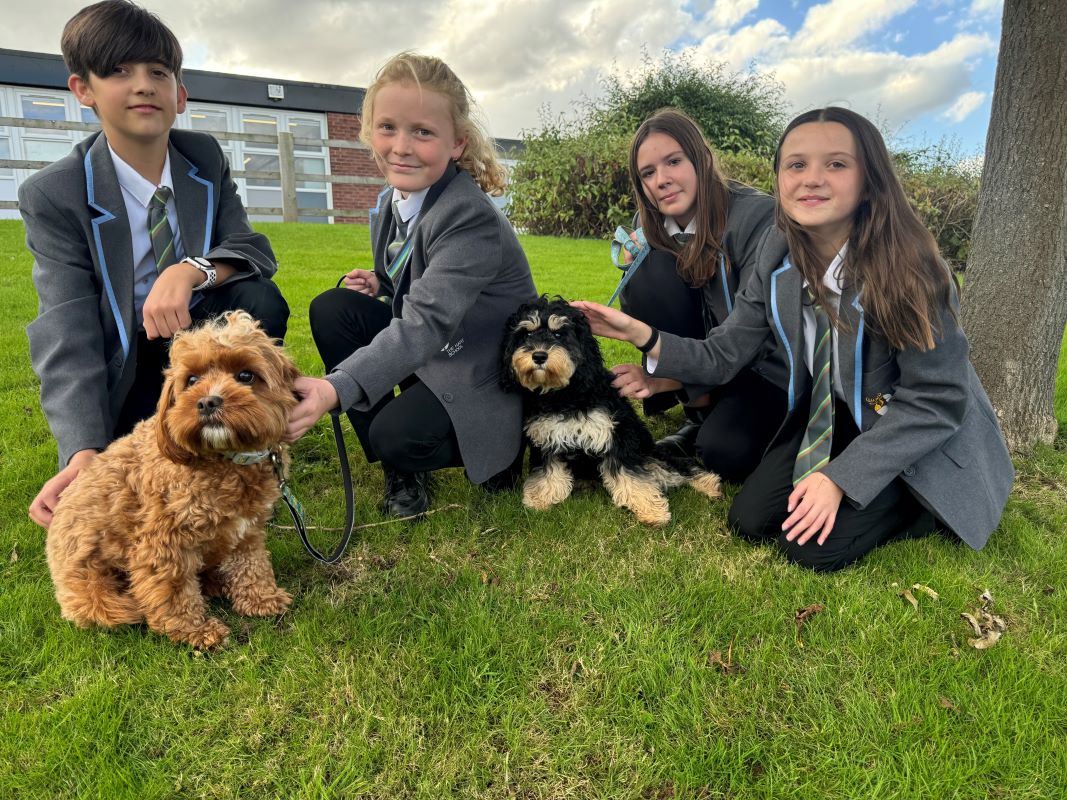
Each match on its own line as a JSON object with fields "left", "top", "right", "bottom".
{"left": 46, "top": 311, "right": 300, "bottom": 649}
{"left": 501, "top": 296, "right": 721, "bottom": 526}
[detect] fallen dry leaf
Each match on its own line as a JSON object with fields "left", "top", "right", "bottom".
{"left": 794, "top": 603, "right": 825, "bottom": 631}
{"left": 707, "top": 640, "right": 739, "bottom": 674}
{"left": 900, "top": 589, "right": 919, "bottom": 610}
{"left": 960, "top": 613, "right": 983, "bottom": 637}
{"left": 912, "top": 583, "right": 940, "bottom": 601}
{"left": 9, "top": 545, "right": 17, "bottom": 563}
{"left": 962, "top": 591, "right": 1007, "bottom": 649}
{"left": 939, "top": 696, "right": 958, "bottom": 712}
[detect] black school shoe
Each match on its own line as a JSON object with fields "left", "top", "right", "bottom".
{"left": 382, "top": 467, "right": 431, "bottom": 517}
{"left": 655, "top": 421, "right": 702, "bottom": 458}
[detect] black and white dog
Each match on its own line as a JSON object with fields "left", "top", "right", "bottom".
{"left": 501, "top": 296, "right": 721, "bottom": 526}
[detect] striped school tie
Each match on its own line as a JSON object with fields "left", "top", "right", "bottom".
{"left": 793, "top": 291, "right": 835, "bottom": 484}
{"left": 148, "top": 186, "right": 175, "bottom": 274}
{"left": 387, "top": 200, "right": 408, "bottom": 263}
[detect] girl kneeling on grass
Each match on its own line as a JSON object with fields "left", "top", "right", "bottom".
{"left": 575, "top": 107, "right": 1014, "bottom": 572}
{"left": 285, "top": 53, "right": 536, "bottom": 517}
{"left": 617, "top": 108, "right": 787, "bottom": 483}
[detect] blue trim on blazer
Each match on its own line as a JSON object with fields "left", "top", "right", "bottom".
{"left": 718, "top": 252, "right": 733, "bottom": 315}
{"left": 852, "top": 294, "right": 864, "bottom": 428}
{"left": 180, "top": 156, "right": 214, "bottom": 252}
{"left": 770, "top": 257, "right": 795, "bottom": 412}
{"left": 368, "top": 185, "right": 391, "bottom": 224}
{"left": 84, "top": 150, "right": 129, "bottom": 360}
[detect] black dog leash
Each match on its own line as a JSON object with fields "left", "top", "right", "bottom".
{"left": 274, "top": 411, "right": 355, "bottom": 565}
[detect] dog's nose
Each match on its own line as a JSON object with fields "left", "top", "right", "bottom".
{"left": 197, "top": 395, "right": 223, "bottom": 416}
{"left": 532, "top": 351, "right": 548, "bottom": 366}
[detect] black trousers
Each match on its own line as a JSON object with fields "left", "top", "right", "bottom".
{"left": 727, "top": 395, "right": 935, "bottom": 572}
{"left": 308, "top": 288, "right": 464, "bottom": 475}
{"left": 114, "top": 275, "right": 289, "bottom": 438}
{"left": 621, "top": 248, "right": 787, "bottom": 483}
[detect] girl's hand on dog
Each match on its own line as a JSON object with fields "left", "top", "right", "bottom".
{"left": 571, "top": 301, "right": 652, "bottom": 347}
{"left": 285, "top": 376, "right": 340, "bottom": 442}
{"left": 340, "top": 269, "right": 379, "bottom": 296}
{"left": 610, "top": 363, "right": 681, "bottom": 399}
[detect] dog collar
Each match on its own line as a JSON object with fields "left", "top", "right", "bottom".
{"left": 227, "top": 449, "right": 273, "bottom": 465}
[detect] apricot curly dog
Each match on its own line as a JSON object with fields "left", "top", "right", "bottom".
{"left": 46, "top": 311, "right": 299, "bottom": 649}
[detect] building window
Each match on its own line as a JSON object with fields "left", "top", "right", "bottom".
{"left": 21, "top": 95, "right": 67, "bottom": 122}
{"left": 22, "top": 138, "right": 74, "bottom": 162}
{"left": 80, "top": 106, "right": 98, "bottom": 124}
{"left": 190, "top": 110, "right": 227, "bottom": 132}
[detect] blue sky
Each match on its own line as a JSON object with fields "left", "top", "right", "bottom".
{"left": 1, "top": 0, "right": 1004, "bottom": 155}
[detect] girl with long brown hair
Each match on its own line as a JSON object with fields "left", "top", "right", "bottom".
{"left": 617, "top": 108, "right": 787, "bottom": 483}
{"left": 577, "top": 107, "right": 1013, "bottom": 571}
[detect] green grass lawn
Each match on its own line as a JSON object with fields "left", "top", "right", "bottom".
{"left": 1, "top": 219, "right": 1065, "bottom": 799}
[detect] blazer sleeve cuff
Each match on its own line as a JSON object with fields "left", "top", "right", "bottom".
{"left": 325, "top": 371, "right": 365, "bottom": 413}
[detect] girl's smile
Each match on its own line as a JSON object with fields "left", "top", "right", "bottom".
{"left": 777, "top": 121, "right": 863, "bottom": 251}
{"left": 636, "top": 132, "right": 698, "bottom": 228}
{"left": 370, "top": 82, "right": 467, "bottom": 196}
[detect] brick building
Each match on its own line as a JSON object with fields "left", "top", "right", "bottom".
{"left": 0, "top": 49, "right": 520, "bottom": 224}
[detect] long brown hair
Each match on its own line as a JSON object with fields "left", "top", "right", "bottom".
{"left": 629, "top": 108, "right": 731, "bottom": 287}
{"left": 773, "top": 107, "right": 958, "bottom": 351}
{"left": 361, "top": 52, "right": 507, "bottom": 195}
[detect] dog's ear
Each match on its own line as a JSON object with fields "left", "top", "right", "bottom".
{"left": 154, "top": 368, "right": 195, "bottom": 465}
{"left": 499, "top": 309, "right": 521, "bottom": 392}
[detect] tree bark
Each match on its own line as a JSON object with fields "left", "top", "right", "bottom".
{"left": 961, "top": 0, "right": 1067, "bottom": 451}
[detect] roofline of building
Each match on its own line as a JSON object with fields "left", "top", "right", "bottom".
{"left": 0, "top": 48, "right": 524, "bottom": 153}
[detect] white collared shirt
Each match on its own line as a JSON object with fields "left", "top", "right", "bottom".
{"left": 394, "top": 186, "right": 429, "bottom": 234}
{"left": 664, "top": 215, "right": 697, "bottom": 238}
{"left": 802, "top": 243, "right": 848, "bottom": 401}
{"left": 108, "top": 145, "right": 187, "bottom": 325}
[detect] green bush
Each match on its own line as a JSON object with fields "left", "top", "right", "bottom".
{"left": 894, "top": 145, "right": 981, "bottom": 269}
{"left": 507, "top": 52, "right": 786, "bottom": 238}
{"left": 596, "top": 50, "right": 786, "bottom": 157}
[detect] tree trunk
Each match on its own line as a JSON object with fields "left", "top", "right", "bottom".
{"left": 960, "top": 0, "right": 1067, "bottom": 451}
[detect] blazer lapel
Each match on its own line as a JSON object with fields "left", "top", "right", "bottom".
{"left": 85, "top": 133, "right": 134, "bottom": 360}
{"left": 170, "top": 141, "right": 212, "bottom": 256}
{"left": 391, "top": 162, "right": 461, "bottom": 307}
{"left": 838, "top": 282, "right": 865, "bottom": 429}
{"left": 769, "top": 256, "right": 806, "bottom": 414}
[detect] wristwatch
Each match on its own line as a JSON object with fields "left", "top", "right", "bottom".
{"left": 181, "top": 256, "right": 217, "bottom": 291}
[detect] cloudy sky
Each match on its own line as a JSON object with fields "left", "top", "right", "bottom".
{"left": 0, "top": 0, "right": 1004, "bottom": 154}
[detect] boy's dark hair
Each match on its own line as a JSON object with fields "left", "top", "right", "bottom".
{"left": 61, "top": 0, "right": 183, "bottom": 82}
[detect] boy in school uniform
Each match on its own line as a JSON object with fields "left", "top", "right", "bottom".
{"left": 21, "top": 0, "right": 289, "bottom": 528}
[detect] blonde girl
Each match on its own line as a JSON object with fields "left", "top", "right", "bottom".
{"left": 288, "top": 53, "right": 536, "bottom": 516}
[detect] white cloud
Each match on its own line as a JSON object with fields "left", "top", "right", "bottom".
{"left": 0, "top": 0, "right": 999, "bottom": 147}
{"left": 941, "top": 90, "right": 986, "bottom": 122}
{"left": 970, "top": 0, "right": 1002, "bottom": 15}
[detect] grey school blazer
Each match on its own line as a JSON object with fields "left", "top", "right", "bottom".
{"left": 21, "top": 129, "right": 278, "bottom": 466}
{"left": 326, "top": 163, "right": 537, "bottom": 483}
{"left": 655, "top": 227, "right": 1014, "bottom": 550}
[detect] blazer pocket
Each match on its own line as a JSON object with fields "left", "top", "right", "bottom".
{"left": 863, "top": 358, "right": 900, "bottom": 393}
{"left": 472, "top": 370, "right": 501, "bottom": 391}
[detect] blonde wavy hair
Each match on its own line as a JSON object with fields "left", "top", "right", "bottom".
{"left": 360, "top": 52, "right": 507, "bottom": 196}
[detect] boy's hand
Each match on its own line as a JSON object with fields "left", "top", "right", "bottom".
{"left": 29, "top": 449, "right": 98, "bottom": 529}
{"left": 340, "top": 269, "right": 379, "bottom": 296}
{"left": 143, "top": 262, "right": 198, "bottom": 339}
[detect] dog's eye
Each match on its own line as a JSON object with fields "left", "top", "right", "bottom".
{"left": 553, "top": 331, "right": 562, "bottom": 339}
{"left": 186, "top": 375, "right": 199, "bottom": 387}
{"left": 235, "top": 370, "right": 256, "bottom": 385}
